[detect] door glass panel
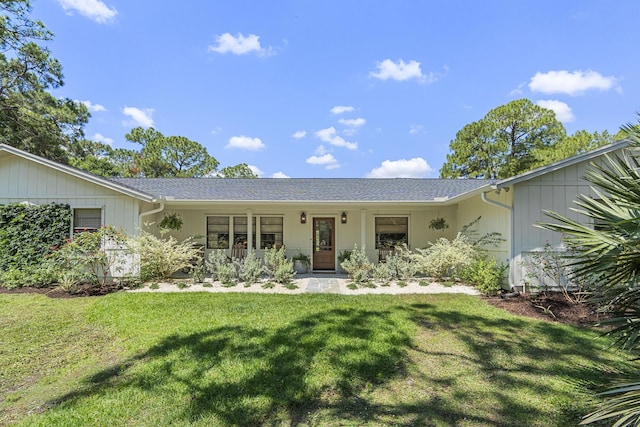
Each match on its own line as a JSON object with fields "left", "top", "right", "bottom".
{"left": 315, "top": 219, "right": 333, "bottom": 251}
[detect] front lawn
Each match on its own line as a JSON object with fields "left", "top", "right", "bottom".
{"left": 0, "top": 292, "right": 633, "bottom": 426}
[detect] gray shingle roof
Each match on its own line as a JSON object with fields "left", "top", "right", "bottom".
{"left": 111, "top": 178, "right": 492, "bottom": 202}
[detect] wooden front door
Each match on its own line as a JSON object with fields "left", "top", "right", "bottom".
{"left": 313, "top": 217, "right": 335, "bottom": 270}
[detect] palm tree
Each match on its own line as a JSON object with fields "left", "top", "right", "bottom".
{"left": 538, "top": 118, "right": 640, "bottom": 425}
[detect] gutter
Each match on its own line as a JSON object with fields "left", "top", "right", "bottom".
{"left": 481, "top": 190, "right": 516, "bottom": 291}
{"left": 138, "top": 198, "right": 165, "bottom": 231}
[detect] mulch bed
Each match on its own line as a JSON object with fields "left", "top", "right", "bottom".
{"left": 483, "top": 291, "right": 602, "bottom": 326}
{"left": 0, "top": 283, "right": 124, "bottom": 298}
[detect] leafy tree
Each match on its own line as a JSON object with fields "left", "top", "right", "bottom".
{"left": 440, "top": 99, "right": 566, "bottom": 179}
{"left": 124, "top": 127, "right": 219, "bottom": 177}
{"left": 533, "top": 129, "right": 625, "bottom": 166}
{"left": 538, "top": 117, "right": 640, "bottom": 425}
{"left": 68, "top": 139, "right": 120, "bottom": 177}
{"left": 0, "top": 0, "right": 89, "bottom": 162}
{"left": 218, "top": 163, "right": 258, "bottom": 178}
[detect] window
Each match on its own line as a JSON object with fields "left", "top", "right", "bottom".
{"left": 260, "top": 217, "right": 283, "bottom": 249}
{"left": 73, "top": 208, "right": 102, "bottom": 234}
{"left": 375, "top": 217, "right": 408, "bottom": 249}
{"left": 207, "top": 216, "right": 229, "bottom": 249}
{"left": 233, "top": 216, "right": 256, "bottom": 249}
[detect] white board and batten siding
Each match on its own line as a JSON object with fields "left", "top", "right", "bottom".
{"left": 510, "top": 154, "right": 615, "bottom": 290}
{"left": 0, "top": 155, "right": 142, "bottom": 236}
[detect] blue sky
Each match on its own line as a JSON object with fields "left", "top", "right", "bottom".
{"left": 33, "top": 1, "right": 640, "bottom": 178}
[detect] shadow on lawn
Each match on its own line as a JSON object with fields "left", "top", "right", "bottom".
{"left": 47, "top": 300, "right": 628, "bottom": 426}
{"left": 404, "top": 303, "right": 631, "bottom": 426}
{"left": 50, "top": 307, "right": 416, "bottom": 425}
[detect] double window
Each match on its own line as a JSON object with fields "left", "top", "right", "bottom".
{"left": 73, "top": 208, "right": 102, "bottom": 234}
{"left": 375, "top": 217, "right": 408, "bottom": 249}
{"left": 206, "top": 215, "right": 282, "bottom": 249}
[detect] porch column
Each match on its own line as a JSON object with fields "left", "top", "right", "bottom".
{"left": 360, "top": 209, "right": 366, "bottom": 247}
{"left": 247, "top": 209, "right": 253, "bottom": 253}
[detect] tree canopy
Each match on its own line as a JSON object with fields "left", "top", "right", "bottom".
{"left": 68, "top": 127, "right": 260, "bottom": 179}
{"left": 0, "top": 0, "right": 89, "bottom": 162}
{"left": 441, "top": 99, "right": 566, "bottom": 179}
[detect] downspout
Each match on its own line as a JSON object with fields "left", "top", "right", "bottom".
{"left": 481, "top": 190, "right": 516, "bottom": 291}
{"left": 138, "top": 199, "right": 165, "bottom": 232}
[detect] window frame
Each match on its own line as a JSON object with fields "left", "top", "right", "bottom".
{"left": 72, "top": 207, "right": 103, "bottom": 235}
{"left": 259, "top": 216, "right": 284, "bottom": 249}
{"left": 374, "top": 216, "right": 409, "bottom": 249}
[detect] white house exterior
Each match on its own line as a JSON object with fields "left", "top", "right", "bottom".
{"left": 0, "top": 141, "right": 630, "bottom": 289}
{"left": 494, "top": 140, "right": 630, "bottom": 291}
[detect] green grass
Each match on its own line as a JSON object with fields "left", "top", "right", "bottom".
{"left": 0, "top": 292, "right": 633, "bottom": 426}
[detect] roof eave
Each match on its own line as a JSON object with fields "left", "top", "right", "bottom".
{"left": 0, "top": 144, "right": 157, "bottom": 202}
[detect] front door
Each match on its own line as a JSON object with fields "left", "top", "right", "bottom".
{"left": 313, "top": 217, "right": 335, "bottom": 270}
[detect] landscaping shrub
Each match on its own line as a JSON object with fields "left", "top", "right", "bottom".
{"left": 341, "top": 244, "right": 373, "bottom": 283}
{"left": 263, "top": 245, "right": 295, "bottom": 284}
{"left": 0, "top": 202, "right": 71, "bottom": 271}
{"left": 0, "top": 263, "right": 57, "bottom": 289}
{"left": 205, "top": 249, "right": 228, "bottom": 281}
{"left": 372, "top": 262, "right": 393, "bottom": 282}
{"left": 384, "top": 245, "right": 419, "bottom": 280}
{"left": 129, "top": 229, "right": 200, "bottom": 281}
{"left": 413, "top": 235, "right": 477, "bottom": 280}
{"left": 460, "top": 257, "right": 507, "bottom": 295}
{"left": 48, "top": 225, "right": 128, "bottom": 288}
{"left": 237, "top": 251, "right": 264, "bottom": 284}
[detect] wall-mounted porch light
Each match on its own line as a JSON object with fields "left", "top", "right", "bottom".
{"left": 300, "top": 212, "right": 307, "bottom": 224}
{"left": 341, "top": 212, "right": 347, "bottom": 224}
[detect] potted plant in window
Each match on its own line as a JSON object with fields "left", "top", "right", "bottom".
{"left": 292, "top": 252, "right": 311, "bottom": 274}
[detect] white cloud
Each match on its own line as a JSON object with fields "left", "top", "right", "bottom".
{"left": 315, "top": 127, "right": 357, "bottom": 150}
{"left": 330, "top": 105, "right": 354, "bottom": 115}
{"left": 80, "top": 100, "right": 106, "bottom": 112}
{"left": 306, "top": 153, "right": 338, "bottom": 169}
{"left": 92, "top": 132, "right": 113, "bottom": 146}
{"left": 409, "top": 124, "right": 424, "bottom": 135}
{"left": 122, "top": 106, "right": 154, "bottom": 128}
{"left": 338, "top": 118, "right": 366, "bottom": 127}
{"left": 314, "top": 145, "right": 329, "bottom": 155}
{"left": 536, "top": 100, "right": 575, "bottom": 123}
{"left": 226, "top": 135, "right": 265, "bottom": 151}
{"left": 271, "top": 171, "right": 290, "bottom": 178}
{"left": 208, "top": 33, "right": 273, "bottom": 56}
{"left": 210, "top": 126, "right": 223, "bottom": 134}
{"left": 291, "top": 130, "right": 307, "bottom": 139}
{"left": 366, "top": 157, "right": 433, "bottom": 178}
{"left": 529, "top": 70, "right": 618, "bottom": 95}
{"left": 370, "top": 59, "right": 436, "bottom": 83}
{"left": 57, "top": 0, "right": 117, "bottom": 24}
{"left": 248, "top": 165, "right": 263, "bottom": 177}
{"left": 509, "top": 82, "right": 526, "bottom": 97}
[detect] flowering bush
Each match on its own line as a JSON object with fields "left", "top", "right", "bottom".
{"left": 47, "top": 225, "right": 128, "bottom": 289}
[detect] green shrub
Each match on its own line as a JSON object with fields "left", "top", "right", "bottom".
{"left": 205, "top": 249, "right": 229, "bottom": 281}
{"left": 413, "top": 235, "right": 477, "bottom": 280}
{"left": 0, "top": 202, "right": 71, "bottom": 270}
{"left": 385, "top": 246, "right": 418, "bottom": 280}
{"left": 189, "top": 259, "right": 207, "bottom": 284}
{"left": 341, "top": 244, "right": 373, "bottom": 283}
{"left": 460, "top": 257, "right": 507, "bottom": 295}
{"left": 0, "top": 263, "right": 57, "bottom": 289}
{"left": 48, "top": 225, "right": 128, "bottom": 287}
{"left": 129, "top": 229, "right": 200, "bottom": 281}
{"left": 262, "top": 245, "right": 295, "bottom": 284}
{"left": 237, "top": 252, "right": 264, "bottom": 284}
{"left": 372, "top": 262, "right": 393, "bottom": 282}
